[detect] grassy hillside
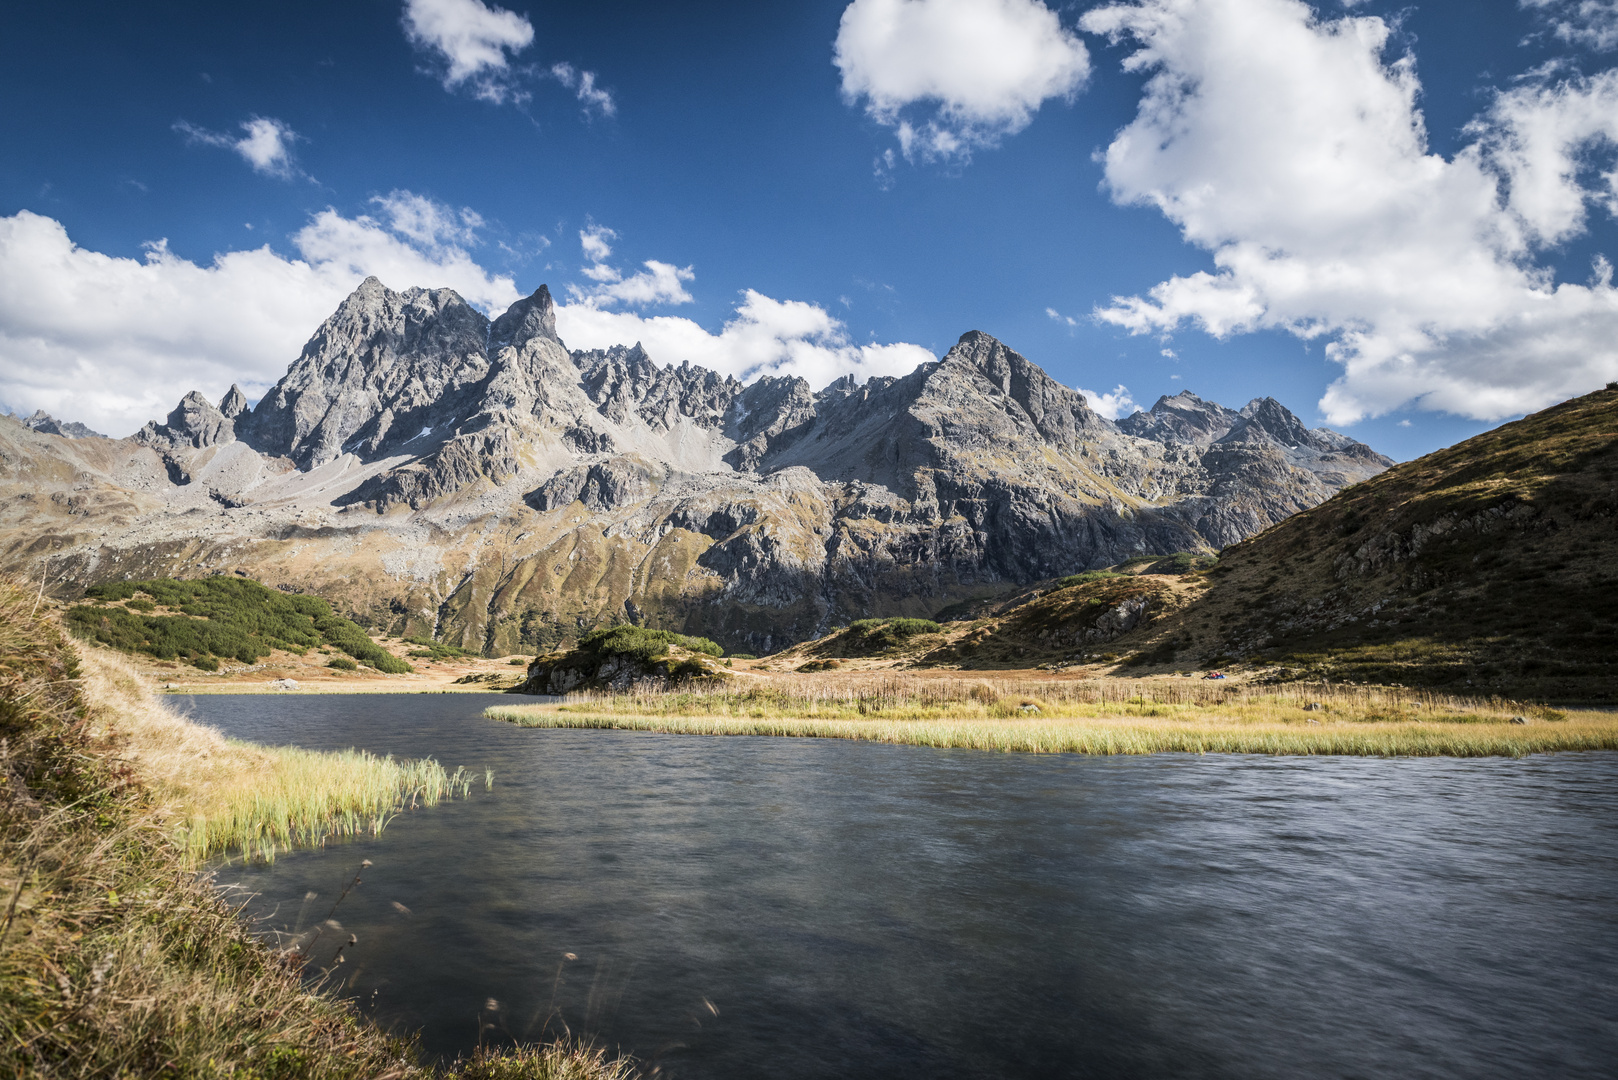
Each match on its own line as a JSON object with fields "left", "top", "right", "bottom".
{"left": 767, "top": 569, "right": 1205, "bottom": 672}
{"left": 65, "top": 575, "right": 412, "bottom": 674}
{"left": 0, "top": 575, "right": 630, "bottom": 1078}
{"left": 1111, "top": 385, "right": 1618, "bottom": 700}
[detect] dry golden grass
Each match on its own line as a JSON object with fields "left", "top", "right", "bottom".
{"left": 0, "top": 576, "right": 633, "bottom": 1079}
{"left": 488, "top": 675, "right": 1618, "bottom": 758}
{"left": 81, "top": 647, "right": 476, "bottom": 864}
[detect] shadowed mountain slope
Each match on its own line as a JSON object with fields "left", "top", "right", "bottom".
{"left": 1109, "top": 385, "right": 1618, "bottom": 700}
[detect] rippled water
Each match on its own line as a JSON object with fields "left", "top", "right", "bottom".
{"left": 183, "top": 693, "right": 1618, "bottom": 1079}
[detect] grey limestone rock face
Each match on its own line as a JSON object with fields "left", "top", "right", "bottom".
{"left": 134, "top": 391, "right": 235, "bottom": 450}
{"left": 723, "top": 374, "right": 816, "bottom": 471}
{"left": 239, "top": 276, "right": 494, "bottom": 468}
{"left": 218, "top": 384, "right": 249, "bottom": 419}
{"left": 1118, "top": 390, "right": 1241, "bottom": 444}
{"left": 575, "top": 343, "right": 743, "bottom": 432}
{"left": 527, "top": 456, "right": 666, "bottom": 513}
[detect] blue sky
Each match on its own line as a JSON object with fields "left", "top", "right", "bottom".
{"left": 3, "top": 0, "right": 1617, "bottom": 459}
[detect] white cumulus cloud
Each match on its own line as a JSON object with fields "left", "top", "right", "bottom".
{"left": 569, "top": 226, "right": 694, "bottom": 307}
{"left": 835, "top": 0, "right": 1089, "bottom": 164}
{"left": 557, "top": 290, "right": 936, "bottom": 389}
{"left": 403, "top": 0, "right": 534, "bottom": 103}
{"left": 174, "top": 117, "right": 302, "bottom": 178}
{"left": 579, "top": 224, "right": 615, "bottom": 266}
{"left": 1081, "top": 0, "right": 1618, "bottom": 424}
{"left": 1076, "top": 384, "right": 1138, "bottom": 419}
{"left": 0, "top": 196, "right": 519, "bottom": 438}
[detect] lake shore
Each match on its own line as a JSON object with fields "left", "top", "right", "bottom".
{"left": 0, "top": 578, "right": 629, "bottom": 1079}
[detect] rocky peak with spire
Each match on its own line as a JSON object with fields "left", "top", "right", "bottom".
{"left": 236, "top": 278, "right": 494, "bottom": 468}
{"left": 219, "top": 384, "right": 249, "bottom": 419}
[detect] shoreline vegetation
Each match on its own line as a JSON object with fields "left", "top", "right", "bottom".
{"left": 0, "top": 577, "right": 633, "bottom": 1079}
{"left": 82, "top": 647, "right": 483, "bottom": 864}
{"left": 487, "top": 677, "right": 1618, "bottom": 758}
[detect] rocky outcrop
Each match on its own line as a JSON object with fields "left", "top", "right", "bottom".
{"left": 21, "top": 411, "right": 105, "bottom": 440}
{"left": 135, "top": 392, "right": 236, "bottom": 451}
{"left": 1118, "top": 391, "right": 1239, "bottom": 444}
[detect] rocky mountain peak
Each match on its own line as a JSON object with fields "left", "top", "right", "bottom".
{"left": 135, "top": 390, "right": 234, "bottom": 450}
{"left": 1117, "top": 391, "right": 1241, "bottom": 444}
{"left": 489, "top": 285, "right": 558, "bottom": 350}
{"left": 241, "top": 278, "right": 494, "bottom": 468}
{"left": 1227, "top": 396, "right": 1315, "bottom": 447}
{"left": 219, "top": 384, "right": 249, "bottom": 418}
{"left": 20, "top": 410, "right": 104, "bottom": 439}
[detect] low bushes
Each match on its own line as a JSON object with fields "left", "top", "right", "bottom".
{"left": 404, "top": 635, "right": 479, "bottom": 661}
{"left": 1054, "top": 570, "right": 1125, "bottom": 590}
{"left": 578, "top": 625, "right": 724, "bottom": 662}
{"left": 66, "top": 576, "right": 411, "bottom": 674}
{"left": 832, "top": 618, "right": 942, "bottom": 655}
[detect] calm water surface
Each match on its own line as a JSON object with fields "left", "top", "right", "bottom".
{"left": 183, "top": 693, "right": 1618, "bottom": 1079}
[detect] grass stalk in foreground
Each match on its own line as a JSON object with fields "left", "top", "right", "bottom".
{"left": 1, "top": 577, "right": 632, "bottom": 1079}
{"left": 487, "top": 679, "right": 1618, "bottom": 757}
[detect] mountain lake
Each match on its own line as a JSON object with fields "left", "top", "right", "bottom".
{"left": 186, "top": 692, "right": 1618, "bottom": 1080}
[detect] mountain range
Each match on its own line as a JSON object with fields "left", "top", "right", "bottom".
{"left": 0, "top": 278, "right": 1390, "bottom": 655}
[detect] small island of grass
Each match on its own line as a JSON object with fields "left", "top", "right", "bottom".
{"left": 487, "top": 677, "right": 1618, "bottom": 758}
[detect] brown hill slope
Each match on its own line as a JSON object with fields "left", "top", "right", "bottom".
{"left": 1107, "top": 385, "right": 1618, "bottom": 700}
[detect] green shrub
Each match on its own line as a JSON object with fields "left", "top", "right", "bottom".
{"left": 578, "top": 625, "right": 723, "bottom": 663}
{"left": 1055, "top": 570, "right": 1125, "bottom": 590}
{"left": 125, "top": 598, "right": 156, "bottom": 612}
{"left": 402, "top": 635, "right": 479, "bottom": 660}
{"left": 191, "top": 655, "right": 219, "bottom": 672}
{"left": 1145, "top": 552, "right": 1218, "bottom": 575}
{"left": 67, "top": 576, "right": 412, "bottom": 674}
{"left": 840, "top": 617, "right": 942, "bottom": 653}
{"left": 729, "top": 652, "right": 758, "bottom": 660}
{"left": 327, "top": 657, "right": 357, "bottom": 670}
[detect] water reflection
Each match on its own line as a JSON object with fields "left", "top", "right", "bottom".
{"left": 186, "top": 694, "right": 1618, "bottom": 1079}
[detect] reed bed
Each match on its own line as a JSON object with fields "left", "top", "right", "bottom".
{"left": 487, "top": 677, "right": 1618, "bottom": 757}
{"left": 81, "top": 647, "right": 480, "bottom": 863}
{"left": 541, "top": 673, "right": 1545, "bottom": 718}
{"left": 492, "top": 710, "right": 1618, "bottom": 757}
